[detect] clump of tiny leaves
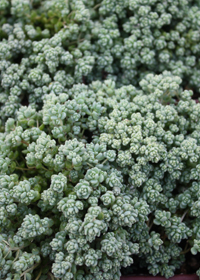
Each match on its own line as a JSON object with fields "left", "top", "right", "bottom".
{"left": 1, "top": 72, "right": 200, "bottom": 279}
{"left": 1, "top": 0, "right": 200, "bottom": 122}
{"left": 1, "top": 0, "right": 200, "bottom": 279}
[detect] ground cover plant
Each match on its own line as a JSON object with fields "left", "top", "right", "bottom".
{"left": 1, "top": 0, "right": 200, "bottom": 280}
{"left": 1, "top": 0, "right": 200, "bottom": 121}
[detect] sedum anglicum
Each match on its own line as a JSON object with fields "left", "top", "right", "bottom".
{"left": 0, "top": 0, "right": 200, "bottom": 121}
{"left": 1, "top": 74, "right": 200, "bottom": 279}
{"left": 1, "top": 0, "right": 200, "bottom": 279}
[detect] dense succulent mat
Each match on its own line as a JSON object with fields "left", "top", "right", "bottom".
{"left": 1, "top": 1, "right": 200, "bottom": 280}
{"left": 1, "top": 74, "right": 200, "bottom": 279}
{"left": 0, "top": 0, "right": 200, "bottom": 121}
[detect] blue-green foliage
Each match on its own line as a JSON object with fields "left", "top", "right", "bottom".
{"left": 1, "top": 0, "right": 200, "bottom": 279}
{"left": 1, "top": 74, "right": 200, "bottom": 279}
{"left": 0, "top": 0, "right": 200, "bottom": 122}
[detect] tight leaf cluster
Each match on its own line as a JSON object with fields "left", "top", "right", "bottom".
{"left": 1, "top": 73, "right": 200, "bottom": 279}
{"left": 0, "top": 0, "right": 200, "bottom": 122}
{"left": 1, "top": 1, "right": 200, "bottom": 280}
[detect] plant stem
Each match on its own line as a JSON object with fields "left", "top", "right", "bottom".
{"left": 86, "top": 162, "right": 94, "bottom": 168}
{"left": 93, "top": 3, "right": 101, "bottom": 9}
{"left": 3, "top": 240, "right": 10, "bottom": 246}
{"left": 3, "top": 249, "right": 11, "bottom": 259}
{"left": 149, "top": 221, "right": 154, "bottom": 231}
{"left": 21, "top": 140, "right": 29, "bottom": 146}
{"left": 48, "top": 272, "right": 55, "bottom": 280}
{"left": 180, "top": 247, "right": 191, "bottom": 254}
{"left": 13, "top": 249, "right": 20, "bottom": 262}
{"left": 101, "top": 158, "right": 108, "bottom": 165}
{"left": 181, "top": 210, "right": 188, "bottom": 222}
{"left": 15, "top": 166, "right": 35, "bottom": 171}
{"left": 35, "top": 269, "right": 42, "bottom": 280}
{"left": 20, "top": 262, "right": 41, "bottom": 277}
